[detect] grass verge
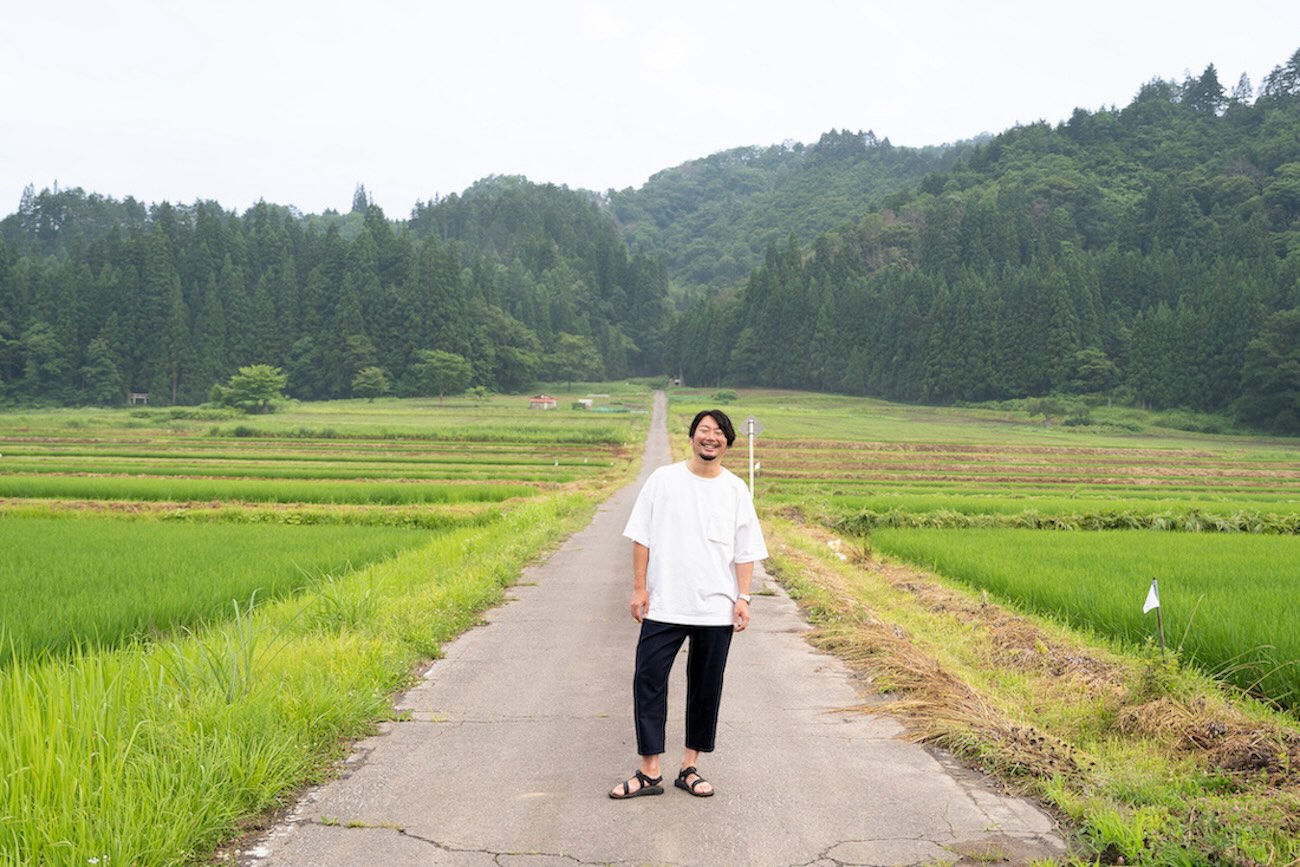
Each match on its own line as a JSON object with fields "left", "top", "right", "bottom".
{"left": 0, "top": 494, "right": 597, "bottom": 867}
{"left": 764, "top": 509, "right": 1300, "bottom": 866}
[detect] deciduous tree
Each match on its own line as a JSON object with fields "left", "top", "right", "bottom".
{"left": 413, "top": 349, "right": 471, "bottom": 400}
{"left": 351, "top": 366, "right": 390, "bottom": 401}
{"left": 211, "top": 364, "right": 287, "bottom": 413}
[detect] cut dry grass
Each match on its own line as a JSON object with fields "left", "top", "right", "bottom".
{"left": 764, "top": 508, "right": 1300, "bottom": 866}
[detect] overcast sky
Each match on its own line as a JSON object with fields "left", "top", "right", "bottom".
{"left": 3, "top": 1, "right": 1299, "bottom": 218}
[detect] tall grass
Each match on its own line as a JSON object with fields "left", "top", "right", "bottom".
{"left": 0, "top": 515, "right": 432, "bottom": 662}
{"left": 871, "top": 528, "right": 1300, "bottom": 708}
{"left": 0, "top": 495, "right": 596, "bottom": 866}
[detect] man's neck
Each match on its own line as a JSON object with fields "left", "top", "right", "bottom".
{"left": 686, "top": 457, "right": 723, "bottom": 478}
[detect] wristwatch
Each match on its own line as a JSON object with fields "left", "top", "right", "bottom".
{"left": 737, "top": 594, "right": 751, "bottom": 603}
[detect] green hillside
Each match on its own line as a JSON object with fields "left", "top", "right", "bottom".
{"left": 668, "top": 49, "right": 1300, "bottom": 433}
{"left": 607, "top": 130, "right": 980, "bottom": 292}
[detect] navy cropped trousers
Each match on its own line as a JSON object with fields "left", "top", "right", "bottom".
{"left": 632, "top": 619, "right": 734, "bottom": 756}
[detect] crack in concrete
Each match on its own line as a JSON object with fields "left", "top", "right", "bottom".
{"left": 796, "top": 836, "right": 966, "bottom": 867}
{"left": 305, "top": 817, "right": 676, "bottom": 866}
{"left": 395, "top": 714, "right": 620, "bottom": 725}
{"left": 299, "top": 818, "right": 1000, "bottom": 867}
{"left": 398, "top": 828, "right": 590, "bottom": 864}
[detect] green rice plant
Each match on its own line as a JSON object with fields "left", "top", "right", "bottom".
{"left": 0, "top": 515, "right": 433, "bottom": 663}
{"left": 0, "top": 462, "right": 588, "bottom": 486}
{"left": 0, "top": 394, "right": 649, "bottom": 445}
{"left": 871, "top": 528, "right": 1300, "bottom": 709}
{"left": 831, "top": 504, "right": 1300, "bottom": 535}
{"left": 825, "top": 492, "right": 1300, "bottom": 519}
{"left": 0, "top": 439, "right": 617, "bottom": 464}
{"left": 0, "top": 499, "right": 503, "bottom": 531}
{"left": 0, "top": 457, "right": 602, "bottom": 482}
{"left": 204, "top": 411, "right": 639, "bottom": 444}
{"left": 670, "top": 386, "right": 1300, "bottom": 453}
{"left": 0, "top": 475, "right": 537, "bottom": 505}
{"left": 159, "top": 502, "right": 503, "bottom": 530}
{"left": 0, "top": 493, "right": 596, "bottom": 866}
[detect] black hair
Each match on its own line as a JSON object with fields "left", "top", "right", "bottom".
{"left": 689, "top": 409, "right": 736, "bottom": 446}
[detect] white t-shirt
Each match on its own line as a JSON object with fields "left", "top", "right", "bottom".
{"left": 622, "top": 461, "right": 769, "bottom": 626}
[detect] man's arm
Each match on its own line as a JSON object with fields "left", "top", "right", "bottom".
{"left": 733, "top": 560, "right": 754, "bottom": 632}
{"left": 630, "top": 541, "right": 650, "bottom": 622}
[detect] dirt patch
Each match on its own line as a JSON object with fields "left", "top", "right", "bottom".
{"left": 1118, "top": 697, "right": 1300, "bottom": 786}
{"left": 948, "top": 833, "right": 1069, "bottom": 865}
{"left": 770, "top": 439, "right": 1221, "bottom": 459}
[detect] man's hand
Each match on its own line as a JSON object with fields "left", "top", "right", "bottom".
{"left": 630, "top": 588, "right": 649, "bottom": 623}
{"left": 733, "top": 598, "right": 750, "bottom": 632}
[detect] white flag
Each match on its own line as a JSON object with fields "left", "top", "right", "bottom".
{"left": 1143, "top": 579, "right": 1160, "bottom": 614}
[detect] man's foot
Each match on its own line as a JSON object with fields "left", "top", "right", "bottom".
{"left": 609, "top": 769, "right": 664, "bottom": 799}
{"left": 674, "top": 766, "right": 714, "bottom": 797}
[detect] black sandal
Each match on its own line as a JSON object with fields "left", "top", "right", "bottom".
{"left": 674, "top": 766, "right": 714, "bottom": 797}
{"left": 609, "top": 769, "right": 664, "bottom": 799}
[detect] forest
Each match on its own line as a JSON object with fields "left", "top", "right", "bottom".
{"left": 2, "top": 46, "right": 1300, "bottom": 431}
{"left": 0, "top": 179, "right": 672, "bottom": 405}
{"left": 668, "top": 49, "right": 1300, "bottom": 433}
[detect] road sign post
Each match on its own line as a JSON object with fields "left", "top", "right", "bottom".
{"left": 744, "top": 415, "right": 763, "bottom": 494}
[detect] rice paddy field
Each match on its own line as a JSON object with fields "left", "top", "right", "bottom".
{"left": 0, "top": 391, "right": 648, "bottom": 661}
{"left": 0, "top": 388, "right": 648, "bottom": 866}
{"left": 668, "top": 389, "right": 1300, "bottom": 712}
{"left": 870, "top": 528, "right": 1300, "bottom": 706}
{"left": 720, "top": 394, "right": 1300, "bottom": 521}
{"left": 6, "top": 384, "right": 1300, "bottom": 864}
{"left": 0, "top": 516, "right": 434, "bottom": 664}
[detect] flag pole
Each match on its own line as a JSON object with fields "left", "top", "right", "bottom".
{"left": 1153, "top": 577, "right": 1165, "bottom": 653}
{"left": 1144, "top": 577, "right": 1165, "bottom": 653}
{"left": 748, "top": 416, "right": 755, "bottom": 493}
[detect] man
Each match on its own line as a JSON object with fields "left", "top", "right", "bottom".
{"left": 609, "top": 408, "right": 768, "bottom": 799}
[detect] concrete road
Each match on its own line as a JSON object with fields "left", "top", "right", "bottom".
{"left": 239, "top": 392, "right": 1066, "bottom": 866}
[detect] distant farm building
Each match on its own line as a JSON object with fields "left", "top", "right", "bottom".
{"left": 529, "top": 394, "right": 558, "bottom": 410}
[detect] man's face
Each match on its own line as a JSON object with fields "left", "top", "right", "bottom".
{"left": 691, "top": 416, "right": 729, "bottom": 463}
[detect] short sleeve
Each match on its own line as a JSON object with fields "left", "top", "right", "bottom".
{"left": 732, "top": 484, "right": 768, "bottom": 564}
{"left": 622, "top": 473, "right": 655, "bottom": 547}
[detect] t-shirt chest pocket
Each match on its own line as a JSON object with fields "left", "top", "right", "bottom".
{"left": 706, "top": 512, "right": 733, "bottom": 546}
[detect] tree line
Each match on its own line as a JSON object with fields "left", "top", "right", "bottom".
{"left": 0, "top": 177, "right": 671, "bottom": 405}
